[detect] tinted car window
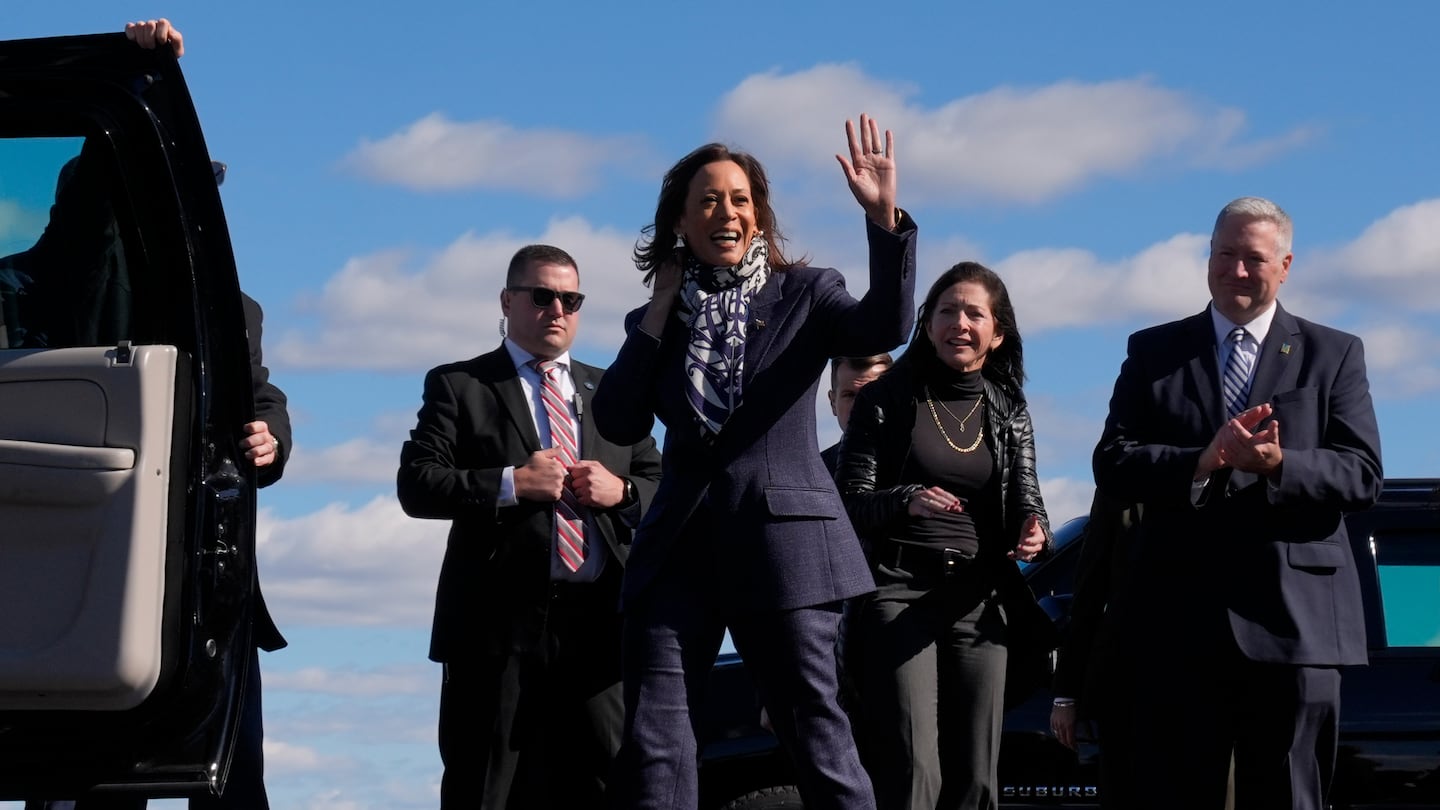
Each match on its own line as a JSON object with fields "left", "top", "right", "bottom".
{"left": 1373, "top": 528, "right": 1440, "bottom": 647}
{"left": 1, "top": 135, "right": 137, "bottom": 349}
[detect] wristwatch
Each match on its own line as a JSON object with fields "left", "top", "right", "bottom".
{"left": 621, "top": 478, "right": 637, "bottom": 507}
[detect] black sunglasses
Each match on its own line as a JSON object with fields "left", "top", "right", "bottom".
{"left": 508, "top": 286, "right": 585, "bottom": 314}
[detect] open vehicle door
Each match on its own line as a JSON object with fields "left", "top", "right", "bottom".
{"left": 0, "top": 32, "right": 258, "bottom": 800}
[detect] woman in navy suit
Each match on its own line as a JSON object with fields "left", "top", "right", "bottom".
{"left": 593, "top": 114, "right": 915, "bottom": 810}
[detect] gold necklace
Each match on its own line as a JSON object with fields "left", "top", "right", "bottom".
{"left": 925, "top": 386, "right": 984, "bottom": 453}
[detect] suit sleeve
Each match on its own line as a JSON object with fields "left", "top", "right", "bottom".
{"left": 615, "top": 434, "right": 662, "bottom": 529}
{"left": 1267, "top": 334, "right": 1383, "bottom": 510}
{"left": 818, "top": 215, "right": 917, "bottom": 358}
{"left": 1093, "top": 333, "right": 1208, "bottom": 506}
{"left": 243, "top": 293, "right": 291, "bottom": 489}
{"left": 396, "top": 368, "right": 507, "bottom": 521}
{"left": 593, "top": 308, "right": 661, "bottom": 447}
{"left": 1052, "top": 491, "right": 1123, "bottom": 701}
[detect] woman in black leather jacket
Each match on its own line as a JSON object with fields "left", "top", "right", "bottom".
{"left": 836, "top": 261, "right": 1054, "bottom": 810}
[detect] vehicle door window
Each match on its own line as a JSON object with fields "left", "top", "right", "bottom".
{"left": 1374, "top": 529, "right": 1440, "bottom": 648}
{"left": 1, "top": 135, "right": 135, "bottom": 350}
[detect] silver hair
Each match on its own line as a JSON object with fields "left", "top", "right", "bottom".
{"left": 1212, "top": 196, "right": 1293, "bottom": 255}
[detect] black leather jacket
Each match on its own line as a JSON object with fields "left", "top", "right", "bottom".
{"left": 835, "top": 357, "right": 1054, "bottom": 563}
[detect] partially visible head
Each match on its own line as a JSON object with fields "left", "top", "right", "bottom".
{"left": 501, "top": 244, "right": 582, "bottom": 361}
{"left": 828, "top": 353, "right": 893, "bottom": 432}
{"left": 908, "top": 262, "right": 1024, "bottom": 388}
{"left": 1208, "top": 197, "right": 1293, "bottom": 325}
{"left": 634, "top": 144, "right": 793, "bottom": 281}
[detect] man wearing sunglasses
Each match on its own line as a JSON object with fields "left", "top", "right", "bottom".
{"left": 398, "top": 244, "right": 662, "bottom": 809}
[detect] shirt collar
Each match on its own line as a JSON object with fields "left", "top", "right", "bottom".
{"left": 1210, "top": 300, "right": 1277, "bottom": 347}
{"left": 503, "top": 338, "right": 571, "bottom": 375}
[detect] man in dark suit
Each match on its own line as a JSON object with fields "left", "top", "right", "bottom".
{"left": 821, "top": 353, "right": 891, "bottom": 474}
{"left": 1048, "top": 490, "right": 1139, "bottom": 809}
{"left": 397, "top": 244, "right": 661, "bottom": 809}
{"left": 1094, "top": 197, "right": 1383, "bottom": 810}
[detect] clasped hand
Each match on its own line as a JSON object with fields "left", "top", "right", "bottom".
{"left": 1199, "top": 403, "right": 1284, "bottom": 477}
{"left": 514, "top": 450, "right": 625, "bottom": 508}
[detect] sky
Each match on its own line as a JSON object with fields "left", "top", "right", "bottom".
{"left": 7, "top": 2, "right": 1440, "bottom": 808}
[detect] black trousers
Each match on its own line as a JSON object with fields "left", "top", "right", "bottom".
{"left": 852, "top": 569, "right": 1008, "bottom": 810}
{"left": 439, "top": 583, "right": 624, "bottom": 810}
{"left": 1128, "top": 633, "right": 1341, "bottom": 810}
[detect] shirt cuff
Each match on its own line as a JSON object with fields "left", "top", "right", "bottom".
{"left": 498, "top": 465, "right": 518, "bottom": 507}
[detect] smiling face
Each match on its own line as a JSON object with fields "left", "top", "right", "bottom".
{"left": 677, "top": 160, "right": 760, "bottom": 267}
{"left": 927, "top": 281, "right": 1004, "bottom": 372}
{"left": 500, "top": 260, "right": 580, "bottom": 361}
{"left": 1208, "top": 214, "right": 1292, "bottom": 324}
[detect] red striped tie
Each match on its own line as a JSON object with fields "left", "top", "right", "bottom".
{"left": 533, "top": 360, "right": 587, "bottom": 572}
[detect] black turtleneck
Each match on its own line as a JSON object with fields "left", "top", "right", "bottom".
{"left": 895, "top": 364, "right": 995, "bottom": 555}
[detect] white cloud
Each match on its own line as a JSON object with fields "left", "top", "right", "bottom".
{"left": 263, "top": 740, "right": 357, "bottom": 776}
{"left": 257, "top": 496, "right": 446, "bottom": 627}
{"left": 285, "top": 437, "right": 403, "bottom": 486}
{"left": 266, "top": 665, "right": 432, "bottom": 697}
{"left": 714, "top": 64, "right": 1310, "bottom": 204}
{"left": 271, "top": 217, "right": 645, "bottom": 372}
{"left": 1354, "top": 322, "right": 1440, "bottom": 397}
{"left": 1038, "top": 476, "right": 1095, "bottom": 528}
{"left": 340, "top": 113, "right": 647, "bottom": 197}
{"left": 1313, "top": 198, "right": 1440, "bottom": 308}
{"left": 996, "top": 233, "right": 1210, "bottom": 331}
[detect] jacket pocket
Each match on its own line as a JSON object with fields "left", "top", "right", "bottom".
{"left": 763, "top": 487, "right": 841, "bottom": 520}
{"left": 1287, "top": 540, "right": 1348, "bottom": 571}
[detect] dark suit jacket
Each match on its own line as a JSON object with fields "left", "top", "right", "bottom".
{"left": 820, "top": 442, "right": 841, "bottom": 477}
{"left": 242, "top": 292, "right": 290, "bottom": 653}
{"left": 397, "top": 345, "right": 662, "bottom": 661}
{"left": 1094, "top": 303, "right": 1382, "bottom": 666}
{"left": 593, "top": 216, "right": 916, "bottom": 612}
{"left": 1051, "top": 490, "right": 1138, "bottom": 717}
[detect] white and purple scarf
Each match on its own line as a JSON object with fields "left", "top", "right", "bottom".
{"left": 676, "top": 236, "right": 770, "bottom": 440}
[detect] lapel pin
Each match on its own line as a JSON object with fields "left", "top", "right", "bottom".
{"left": 1280, "top": 342, "right": 1292, "bottom": 355}
{"left": 584, "top": 381, "right": 595, "bottom": 390}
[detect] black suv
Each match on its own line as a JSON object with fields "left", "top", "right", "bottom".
{"left": 697, "top": 479, "right": 1440, "bottom": 809}
{"left": 1, "top": 34, "right": 262, "bottom": 800}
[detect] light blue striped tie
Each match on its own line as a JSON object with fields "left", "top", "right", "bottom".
{"left": 1222, "top": 327, "right": 1254, "bottom": 420}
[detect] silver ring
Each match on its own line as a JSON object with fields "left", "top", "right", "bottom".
{"left": 871, "top": 148, "right": 882, "bottom": 154}
{"left": 270, "top": 438, "right": 278, "bottom": 454}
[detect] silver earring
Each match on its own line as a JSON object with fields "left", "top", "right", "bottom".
{"left": 498, "top": 316, "right": 507, "bottom": 338}
{"left": 675, "top": 232, "right": 686, "bottom": 247}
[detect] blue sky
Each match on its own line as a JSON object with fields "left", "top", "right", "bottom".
{"left": 8, "top": 2, "right": 1440, "bottom": 808}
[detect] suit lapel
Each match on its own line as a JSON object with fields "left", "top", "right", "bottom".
{"left": 1183, "top": 310, "right": 1226, "bottom": 433}
{"left": 741, "top": 271, "right": 801, "bottom": 385}
{"left": 572, "top": 362, "right": 601, "bottom": 461}
{"left": 478, "top": 346, "right": 542, "bottom": 453}
{"left": 1247, "top": 304, "right": 1301, "bottom": 408}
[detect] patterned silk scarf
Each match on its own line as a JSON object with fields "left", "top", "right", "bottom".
{"left": 676, "top": 236, "right": 771, "bottom": 440}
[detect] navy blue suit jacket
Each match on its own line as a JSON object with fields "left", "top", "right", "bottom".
{"left": 1094, "top": 303, "right": 1382, "bottom": 666}
{"left": 594, "top": 216, "right": 917, "bottom": 612}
